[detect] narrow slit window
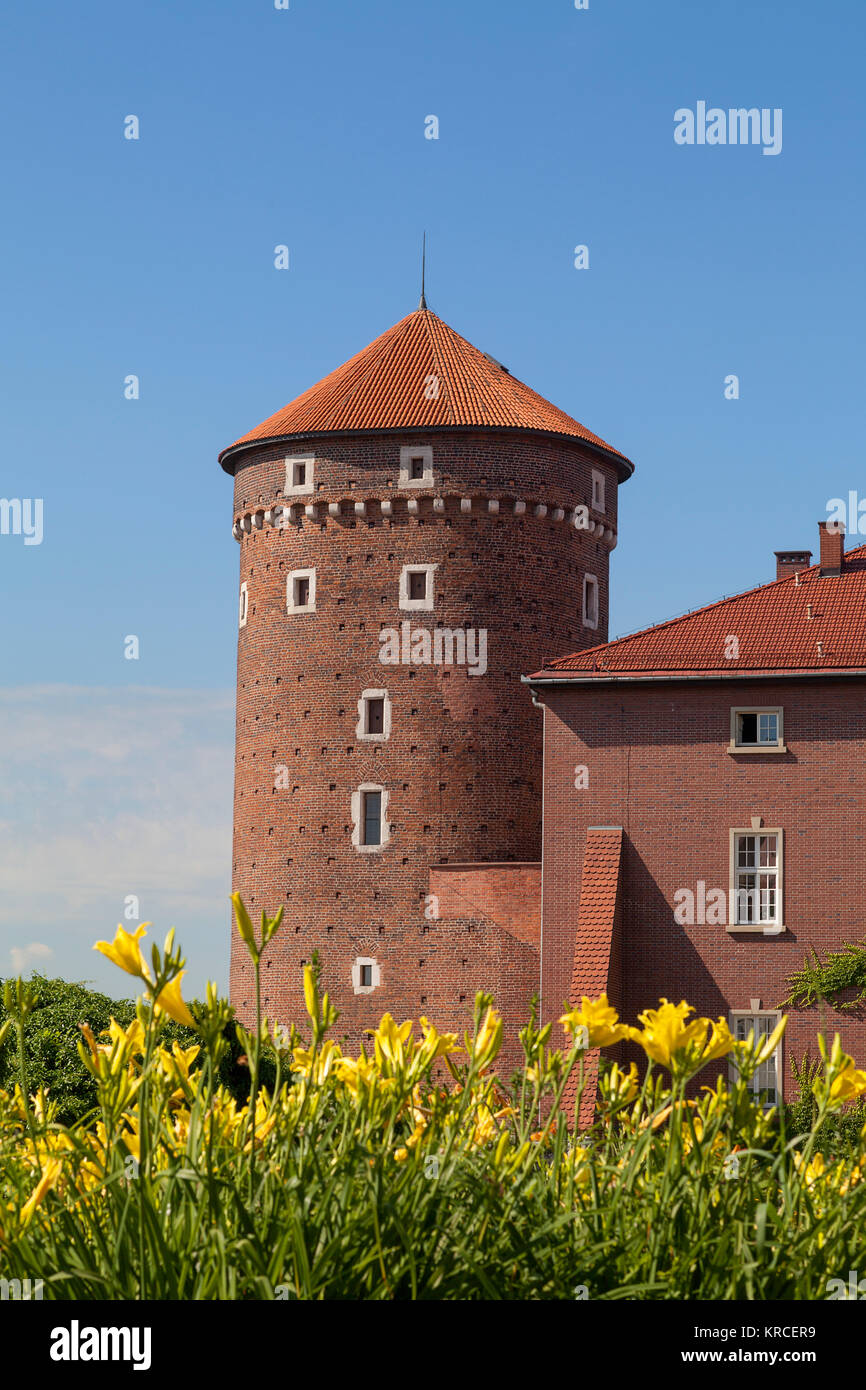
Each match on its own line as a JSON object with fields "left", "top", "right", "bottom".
{"left": 295, "top": 575, "right": 310, "bottom": 607}
{"left": 582, "top": 574, "right": 599, "bottom": 629}
{"left": 362, "top": 791, "right": 382, "bottom": 846}
{"left": 366, "top": 697, "right": 385, "bottom": 735}
{"left": 359, "top": 963, "right": 373, "bottom": 988}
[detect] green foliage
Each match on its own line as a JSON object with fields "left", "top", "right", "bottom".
{"left": 0, "top": 975, "right": 274, "bottom": 1124}
{"left": 784, "top": 1050, "right": 866, "bottom": 1155}
{"left": 779, "top": 940, "right": 866, "bottom": 1010}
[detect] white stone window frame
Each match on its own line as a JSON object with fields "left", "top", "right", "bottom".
{"left": 728, "top": 1008, "right": 783, "bottom": 1108}
{"left": 351, "top": 783, "right": 390, "bottom": 853}
{"left": 287, "top": 568, "right": 316, "bottom": 614}
{"left": 582, "top": 573, "right": 599, "bottom": 630}
{"left": 399, "top": 444, "right": 434, "bottom": 488}
{"left": 356, "top": 688, "right": 392, "bottom": 742}
{"left": 239, "top": 582, "right": 249, "bottom": 629}
{"left": 399, "top": 563, "right": 437, "bottom": 612}
{"left": 284, "top": 455, "right": 315, "bottom": 496}
{"left": 727, "top": 828, "right": 785, "bottom": 934}
{"left": 591, "top": 468, "right": 606, "bottom": 513}
{"left": 352, "top": 956, "right": 382, "bottom": 995}
{"left": 728, "top": 707, "right": 786, "bottom": 754}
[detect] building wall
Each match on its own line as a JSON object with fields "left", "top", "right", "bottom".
{"left": 540, "top": 678, "right": 866, "bottom": 1093}
{"left": 227, "top": 428, "right": 619, "bottom": 1046}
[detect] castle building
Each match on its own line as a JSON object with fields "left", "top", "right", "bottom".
{"left": 222, "top": 304, "right": 864, "bottom": 1112}
{"left": 219, "top": 304, "right": 633, "bottom": 1064}
{"left": 527, "top": 521, "right": 866, "bottom": 1115}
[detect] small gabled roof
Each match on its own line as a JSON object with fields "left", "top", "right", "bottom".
{"left": 219, "top": 307, "right": 633, "bottom": 474}
{"left": 529, "top": 544, "right": 866, "bottom": 681}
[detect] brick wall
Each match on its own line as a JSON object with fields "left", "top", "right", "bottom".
{"left": 226, "top": 428, "right": 619, "bottom": 1050}
{"left": 539, "top": 677, "right": 866, "bottom": 1095}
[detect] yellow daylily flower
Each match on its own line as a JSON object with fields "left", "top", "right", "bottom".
{"left": 94, "top": 924, "right": 151, "bottom": 981}
{"left": 829, "top": 1059, "right": 866, "bottom": 1104}
{"left": 153, "top": 973, "right": 196, "bottom": 1029}
{"left": 628, "top": 1000, "right": 734, "bottom": 1079}
{"left": 560, "top": 993, "right": 630, "bottom": 1049}
{"left": 103, "top": 1015, "right": 146, "bottom": 1055}
{"left": 20, "top": 1158, "right": 63, "bottom": 1226}
{"left": 303, "top": 964, "right": 318, "bottom": 1020}
{"left": 472, "top": 1006, "right": 503, "bottom": 1070}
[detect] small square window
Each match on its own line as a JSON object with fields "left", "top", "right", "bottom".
{"left": 399, "top": 445, "right": 433, "bottom": 487}
{"left": 287, "top": 569, "right": 316, "bottom": 613}
{"left": 730, "top": 708, "right": 784, "bottom": 751}
{"left": 400, "top": 563, "right": 436, "bottom": 611}
{"left": 285, "top": 456, "right": 315, "bottom": 495}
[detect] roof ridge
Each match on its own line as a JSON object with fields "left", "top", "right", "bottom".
{"left": 419, "top": 308, "right": 457, "bottom": 426}
{"left": 549, "top": 542, "right": 866, "bottom": 669}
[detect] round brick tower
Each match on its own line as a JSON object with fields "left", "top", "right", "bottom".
{"left": 219, "top": 305, "right": 633, "bottom": 1045}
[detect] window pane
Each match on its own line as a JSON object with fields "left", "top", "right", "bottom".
{"left": 759, "top": 835, "right": 777, "bottom": 868}
{"left": 737, "top": 835, "right": 755, "bottom": 868}
{"left": 758, "top": 713, "right": 778, "bottom": 743}
{"left": 363, "top": 791, "right": 382, "bottom": 846}
{"left": 738, "top": 712, "right": 758, "bottom": 743}
{"left": 367, "top": 698, "right": 384, "bottom": 734}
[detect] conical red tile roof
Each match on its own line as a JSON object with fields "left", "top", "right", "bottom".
{"left": 219, "top": 307, "right": 633, "bottom": 472}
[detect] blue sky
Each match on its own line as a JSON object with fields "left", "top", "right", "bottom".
{"left": 1, "top": 0, "right": 863, "bottom": 996}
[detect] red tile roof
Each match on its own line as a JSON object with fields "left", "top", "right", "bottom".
{"left": 532, "top": 544, "right": 866, "bottom": 680}
{"left": 564, "top": 827, "right": 623, "bottom": 1129}
{"left": 219, "top": 308, "right": 633, "bottom": 472}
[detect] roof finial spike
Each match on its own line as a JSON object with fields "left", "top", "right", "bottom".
{"left": 419, "top": 231, "right": 428, "bottom": 310}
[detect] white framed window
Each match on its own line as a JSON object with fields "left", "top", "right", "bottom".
{"left": 582, "top": 574, "right": 599, "bottom": 629}
{"left": 399, "top": 563, "right": 436, "bottom": 611}
{"left": 729, "top": 707, "right": 785, "bottom": 753}
{"left": 239, "top": 582, "right": 249, "bottom": 629}
{"left": 591, "top": 469, "right": 606, "bottom": 513}
{"left": 729, "top": 1010, "right": 782, "bottom": 1107}
{"left": 284, "top": 456, "right": 315, "bottom": 496}
{"left": 352, "top": 956, "right": 381, "bottom": 995}
{"left": 399, "top": 445, "right": 433, "bottom": 487}
{"left": 728, "top": 829, "right": 783, "bottom": 931}
{"left": 351, "top": 784, "right": 389, "bottom": 853}
{"left": 287, "top": 568, "right": 316, "bottom": 613}
{"left": 356, "top": 689, "right": 391, "bottom": 742}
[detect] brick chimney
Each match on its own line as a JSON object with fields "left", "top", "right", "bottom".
{"left": 819, "top": 520, "right": 845, "bottom": 576}
{"left": 774, "top": 550, "right": 812, "bottom": 582}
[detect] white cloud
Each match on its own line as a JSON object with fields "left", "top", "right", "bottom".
{"left": 0, "top": 686, "right": 235, "bottom": 997}
{"left": 9, "top": 941, "right": 53, "bottom": 974}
